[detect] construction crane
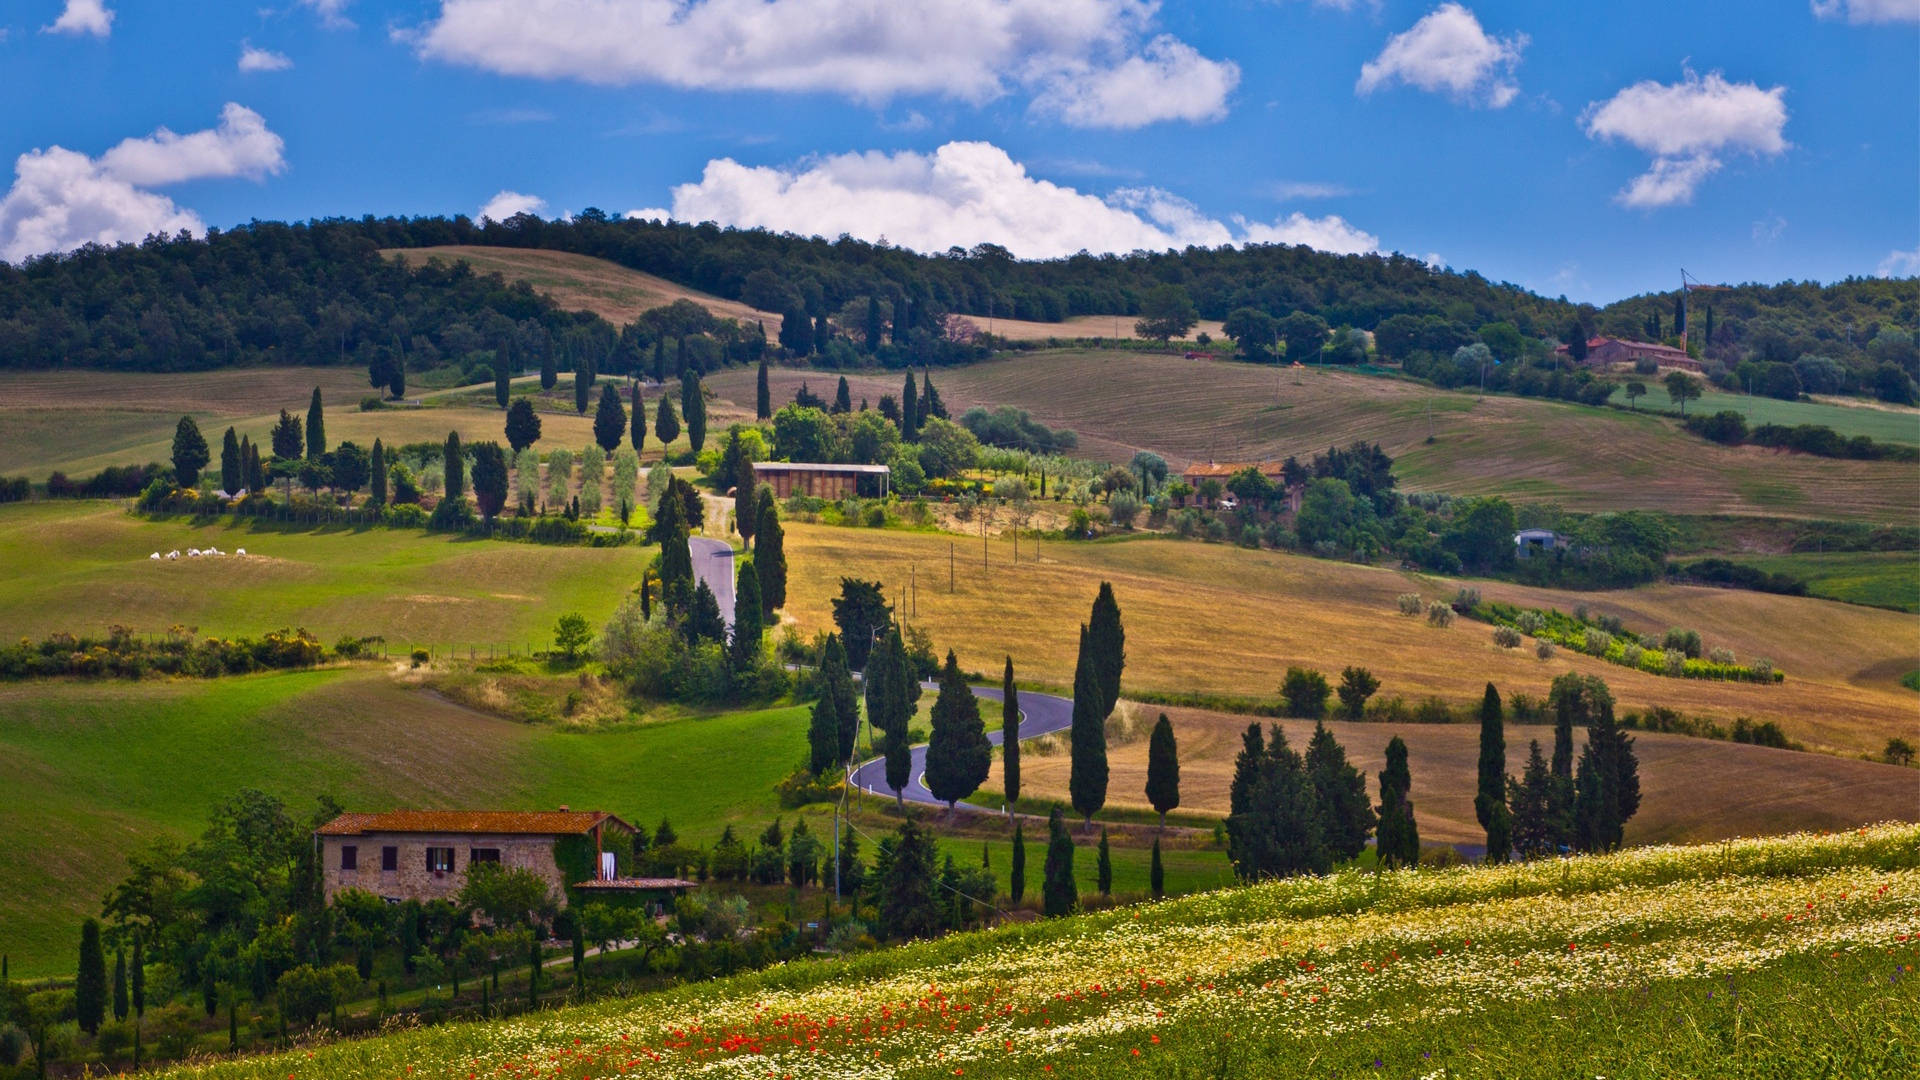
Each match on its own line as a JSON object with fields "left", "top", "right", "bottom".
{"left": 1679, "top": 268, "right": 1730, "bottom": 341}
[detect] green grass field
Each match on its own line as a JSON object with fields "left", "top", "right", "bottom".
{"left": 1735, "top": 549, "right": 1920, "bottom": 612}
{"left": 1637, "top": 383, "right": 1920, "bottom": 444}
{"left": 141, "top": 825, "right": 1920, "bottom": 1080}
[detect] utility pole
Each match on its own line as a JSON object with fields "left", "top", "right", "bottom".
{"left": 949, "top": 541, "right": 955, "bottom": 593}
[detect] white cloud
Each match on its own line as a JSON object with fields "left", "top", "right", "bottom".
{"left": 627, "top": 141, "right": 1384, "bottom": 260}
{"left": 1751, "top": 213, "right": 1787, "bottom": 243}
{"left": 45, "top": 0, "right": 113, "bottom": 37}
{"left": 238, "top": 42, "right": 293, "bottom": 73}
{"left": 0, "top": 104, "right": 287, "bottom": 264}
{"left": 405, "top": 0, "right": 1236, "bottom": 127}
{"left": 478, "top": 190, "right": 547, "bottom": 222}
{"left": 1271, "top": 180, "right": 1354, "bottom": 200}
{"left": 1811, "top": 0, "right": 1920, "bottom": 24}
{"left": 1356, "top": 3, "right": 1526, "bottom": 108}
{"left": 299, "top": 0, "right": 355, "bottom": 30}
{"left": 1582, "top": 68, "right": 1789, "bottom": 208}
{"left": 1878, "top": 247, "right": 1920, "bottom": 277}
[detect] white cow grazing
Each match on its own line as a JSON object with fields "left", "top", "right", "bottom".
{"left": 235, "top": 548, "right": 247, "bottom": 556}
{"left": 188, "top": 548, "right": 202, "bottom": 557}
{"left": 149, "top": 552, "right": 160, "bottom": 560}
{"left": 166, "top": 550, "right": 180, "bottom": 560}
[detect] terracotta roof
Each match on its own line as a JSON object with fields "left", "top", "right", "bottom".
{"left": 1180, "top": 461, "right": 1287, "bottom": 480}
{"left": 572, "top": 877, "right": 700, "bottom": 890}
{"left": 315, "top": 810, "right": 635, "bottom": 837}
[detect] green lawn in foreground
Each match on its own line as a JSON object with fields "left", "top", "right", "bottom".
{"left": 1636, "top": 384, "right": 1920, "bottom": 444}
{"left": 1740, "top": 550, "right": 1920, "bottom": 612}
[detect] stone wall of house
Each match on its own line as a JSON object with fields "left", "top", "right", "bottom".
{"left": 318, "top": 833, "right": 574, "bottom": 906}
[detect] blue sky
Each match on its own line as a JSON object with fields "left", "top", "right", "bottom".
{"left": 2, "top": 0, "right": 1915, "bottom": 303}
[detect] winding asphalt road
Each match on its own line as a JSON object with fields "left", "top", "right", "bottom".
{"left": 689, "top": 536, "right": 736, "bottom": 629}
{"left": 848, "top": 684, "right": 1075, "bottom": 810}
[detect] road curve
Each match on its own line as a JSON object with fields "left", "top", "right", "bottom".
{"left": 689, "top": 537, "right": 736, "bottom": 629}
{"left": 848, "top": 684, "right": 1074, "bottom": 811}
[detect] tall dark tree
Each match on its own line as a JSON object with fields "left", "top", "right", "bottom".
{"left": 1375, "top": 735, "right": 1420, "bottom": 869}
{"left": 875, "top": 820, "right": 940, "bottom": 941}
{"left": 754, "top": 488, "right": 786, "bottom": 619}
{"left": 865, "top": 296, "right": 883, "bottom": 353}
{"left": 112, "top": 947, "right": 128, "bottom": 1022}
{"left": 654, "top": 481, "right": 693, "bottom": 612}
{"left": 1573, "top": 683, "right": 1640, "bottom": 853}
{"left": 505, "top": 397, "right": 542, "bottom": 452}
{"left": 1149, "top": 837, "right": 1165, "bottom": 898}
{"left": 574, "top": 363, "right": 590, "bottom": 414}
{"left": 1507, "top": 740, "right": 1555, "bottom": 859}
{"left": 1547, "top": 673, "right": 1601, "bottom": 852}
{"left": 247, "top": 439, "right": 265, "bottom": 493}
{"left": 470, "top": 441, "right": 509, "bottom": 520}
{"left": 329, "top": 440, "right": 370, "bottom": 496}
{"left": 76, "top": 918, "right": 106, "bottom": 1035}
{"left": 866, "top": 627, "right": 915, "bottom": 807}
{"left": 1068, "top": 625, "right": 1108, "bottom": 827}
{"left": 651, "top": 339, "right": 666, "bottom": 383}
{"left": 442, "top": 431, "right": 465, "bottom": 501}
{"left": 388, "top": 349, "right": 406, "bottom": 400}
{"left": 1096, "top": 828, "right": 1112, "bottom": 896}
{"left": 171, "top": 416, "right": 209, "bottom": 487}
{"left": 688, "top": 579, "right": 725, "bottom": 644}
{"left": 220, "top": 426, "right": 241, "bottom": 493}
{"left": 921, "top": 370, "right": 947, "bottom": 420}
{"left": 1145, "top": 713, "right": 1180, "bottom": 828}
{"left": 1042, "top": 806, "right": 1077, "bottom": 917}
{"left": 494, "top": 338, "right": 513, "bottom": 407}
{"left": 821, "top": 634, "right": 861, "bottom": 765}
{"left": 1086, "top": 582, "right": 1126, "bottom": 719}
{"left": 1001, "top": 657, "right": 1021, "bottom": 805}
{"left": 1226, "top": 723, "right": 1325, "bottom": 879}
{"left": 730, "top": 558, "right": 764, "bottom": 673}
{"left": 831, "top": 578, "right": 892, "bottom": 671}
{"left": 1337, "top": 666, "right": 1381, "bottom": 720}
{"left": 755, "top": 359, "right": 771, "bottom": 419}
{"left": 779, "top": 305, "right": 814, "bottom": 356}
{"left": 1475, "top": 683, "right": 1512, "bottom": 862}
{"left": 305, "top": 387, "right": 326, "bottom": 458}
{"left": 832, "top": 376, "right": 853, "bottom": 414}
{"left": 1009, "top": 823, "right": 1026, "bottom": 904}
{"left": 593, "top": 383, "right": 626, "bottom": 453}
{"left": 925, "top": 650, "right": 991, "bottom": 811}
{"left": 630, "top": 384, "right": 646, "bottom": 456}
{"left": 807, "top": 687, "right": 840, "bottom": 776}
{"left": 539, "top": 341, "right": 557, "bottom": 390}
{"left": 901, "top": 371, "right": 919, "bottom": 440}
{"left": 655, "top": 393, "right": 680, "bottom": 446}
{"left": 130, "top": 936, "right": 144, "bottom": 1017}
{"left": 369, "top": 439, "right": 388, "bottom": 506}
{"left": 1672, "top": 290, "right": 1687, "bottom": 339}
{"left": 1306, "top": 721, "right": 1376, "bottom": 863}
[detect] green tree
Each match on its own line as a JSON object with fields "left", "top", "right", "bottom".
{"left": 1625, "top": 380, "right": 1647, "bottom": 410}
{"left": 131, "top": 936, "right": 144, "bottom": 1016}
{"left": 75, "top": 918, "right": 106, "bottom": 1035}
{"left": 220, "top": 426, "right": 241, "bottom": 493}
{"left": 1280, "top": 667, "right": 1331, "bottom": 718}
{"left": 831, "top": 578, "right": 892, "bottom": 671}
{"left": 1009, "top": 823, "right": 1026, "bottom": 903}
{"left": 820, "top": 634, "right": 861, "bottom": 765}
{"left": 171, "top": 416, "right": 210, "bottom": 487}
{"left": 1086, "top": 582, "right": 1125, "bottom": 719}
{"left": 754, "top": 488, "right": 786, "bottom": 619}
{"left": 1548, "top": 673, "right": 1607, "bottom": 851}
{"left": 1507, "top": 740, "right": 1554, "bottom": 859}
{"left": 505, "top": 398, "right": 542, "bottom": 452}
{"left": 553, "top": 613, "right": 593, "bottom": 662}
{"left": 756, "top": 360, "right": 771, "bottom": 419}
{"left": 655, "top": 393, "right": 680, "bottom": 446}
{"left": 1476, "top": 683, "right": 1512, "bottom": 862}
{"left": 1001, "top": 657, "right": 1021, "bottom": 805}
{"left": 470, "top": 441, "right": 509, "bottom": 520}
{"left": 688, "top": 579, "right": 726, "bottom": 645}
{"left": 369, "top": 439, "right": 388, "bottom": 506}
{"left": 1306, "top": 721, "right": 1375, "bottom": 863}
{"left": 875, "top": 820, "right": 940, "bottom": 940}
{"left": 832, "top": 375, "right": 853, "bottom": 414}
{"left": 779, "top": 304, "right": 814, "bottom": 356}
{"left": 1277, "top": 311, "right": 1330, "bottom": 364}
{"left": 1042, "top": 806, "right": 1077, "bottom": 917}
{"left": 682, "top": 372, "right": 707, "bottom": 453}
{"left": 1336, "top": 666, "right": 1380, "bottom": 720}
{"left": 1145, "top": 713, "right": 1180, "bottom": 828}
{"left": 924, "top": 650, "right": 991, "bottom": 811}
{"left": 1664, "top": 370, "right": 1703, "bottom": 416}
{"left": 494, "top": 339, "right": 513, "bottom": 408}
{"left": 807, "top": 684, "right": 840, "bottom": 776}
{"left": 730, "top": 559, "right": 765, "bottom": 674}
{"left": 593, "top": 383, "right": 626, "bottom": 453}
{"left": 1134, "top": 284, "right": 1199, "bottom": 341}
{"left": 1573, "top": 688, "right": 1640, "bottom": 853}
{"left": 270, "top": 408, "right": 302, "bottom": 471}
{"left": 328, "top": 441, "right": 370, "bottom": 496}
{"left": 305, "top": 387, "right": 326, "bottom": 459}
{"left": 901, "top": 370, "right": 920, "bottom": 440}
{"left": 112, "top": 947, "right": 128, "bottom": 1021}
{"left": 1375, "top": 735, "right": 1419, "bottom": 868}
{"left": 1095, "top": 828, "right": 1112, "bottom": 896}
{"left": 540, "top": 341, "right": 557, "bottom": 390}
{"left": 1222, "top": 307, "right": 1279, "bottom": 361}
{"left": 630, "top": 384, "right": 646, "bottom": 456}
{"left": 573, "top": 363, "right": 590, "bottom": 414}
{"left": 1149, "top": 836, "right": 1165, "bottom": 898}
{"left": 920, "top": 371, "right": 947, "bottom": 420}
{"left": 1068, "top": 626, "right": 1108, "bottom": 827}
{"left": 388, "top": 349, "right": 406, "bottom": 400}
{"left": 443, "top": 431, "right": 465, "bottom": 501}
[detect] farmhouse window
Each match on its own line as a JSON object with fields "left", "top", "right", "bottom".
{"left": 470, "top": 848, "right": 501, "bottom": 864}
{"left": 381, "top": 846, "right": 398, "bottom": 871}
{"left": 339, "top": 845, "right": 357, "bottom": 871}
{"left": 426, "top": 847, "right": 455, "bottom": 873}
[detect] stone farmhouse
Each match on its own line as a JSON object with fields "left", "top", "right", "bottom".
{"left": 1555, "top": 337, "right": 1701, "bottom": 371}
{"left": 1178, "top": 461, "right": 1302, "bottom": 512}
{"left": 315, "top": 809, "right": 688, "bottom": 909}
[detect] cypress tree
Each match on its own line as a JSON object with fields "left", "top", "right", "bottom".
{"left": 1547, "top": 674, "right": 1594, "bottom": 852}
{"left": 872, "top": 628, "right": 916, "bottom": 808}
{"left": 112, "top": 947, "right": 128, "bottom": 1021}
{"left": 1572, "top": 682, "right": 1639, "bottom": 853}
{"left": 370, "top": 439, "right": 388, "bottom": 506}
{"left": 631, "top": 384, "right": 646, "bottom": 455}
{"left": 754, "top": 488, "right": 786, "bottom": 618}
{"left": 443, "top": 431, "right": 465, "bottom": 501}
{"left": 1096, "top": 828, "right": 1112, "bottom": 896}
{"left": 808, "top": 690, "right": 840, "bottom": 776}
{"left": 1067, "top": 625, "right": 1108, "bottom": 826}
{"left": 683, "top": 373, "right": 707, "bottom": 453}
{"left": 494, "top": 338, "right": 513, "bottom": 407}
{"left": 1145, "top": 712, "right": 1180, "bottom": 829}
{"left": 650, "top": 338, "right": 665, "bottom": 383}
{"left": 389, "top": 349, "right": 406, "bottom": 399}
{"left": 1475, "top": 682, "right": 1512, "bottom": 862}
{"left": 574, "top": 362, "right": 590, "bottom": 414}
{"left": 540, "top": 341, "right": 557, "bottom": 390}
{"left": 925, "top": 649, "right": 991, "bottom": 811}
{"left": 655, "top": 393, "right": 680, "bottom": 446}
{"left": 1042, "top": 807, "right": 1076, "bottom": 917}
{"left": 901, "top": 371, "right": 919, "bottom": 440}
{"left": 1306, "top": 721, "right": 1375, "bottom": 864}
{"left": 822, "top": 634, "right": 861, "bottom": 764}
{"left": 220, "top": 426, "right": 241, "bottom": 492}
{"left": 271, "top": 407, "right": 303, "bottom": 465}
{"left": 832, "top": 376, "right": 852, "bottom": 414}
{"left": 866, "top": 295, "right": 883, "bottom": 353}
{"left": 1375, "top": 736, "right": 1419, "bottom": 869}
{"left": 688, "top": 579, "right": 725, "bottom": 644}
{"left": 593, "top": 383, "right": 626, "bottom": 453}
{"left": 1149, "top": 836, "right": 1165, "bottom": 898}
{"left": 730, "top": 559, "right": 764, "bottom": 672}
{"left": 1087, "top": 582, "right": 1126, "bottom": 719}
{"left": 1001, "top": 657, "right": 1021, "bottom": 805}
{"left": 130, "top": 937, "right": 144, "bottom": 1016}
{"left": 1009, "top": 824, "right": 1026, "bottom": 903}
{"left": 171, "top": 416, "right": 210, "bottom": 487}
{"left": 76, "top": 918, "right": 106, "bottom": 1035}
{"left": 756, "top": 360, "right": 771, "bottom": 419}
{"left": 1673, "top": 290, "right": 1687, "bottom": 339}
{"left": 921, "top": 371, "right": 946, "bottom": 420}
{"left": 1507, "top": 740, "right": 1554, "bottom": 859}
{"left": 305, "top": 386, "right": 326, "bottom": 458}
{"left": 654, "top": 483, "right": 693, "bottom": 611}
{"left": 505, "top": 397, "right": 542, "bottom": 452}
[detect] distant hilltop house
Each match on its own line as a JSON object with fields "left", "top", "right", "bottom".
{"left": 314, "top": 808, "right": 693, "bottom": 910}
{"left": 1556, "top": 337, "right": 1701, "bottom": 372}
{"left": 1514, "top": 528, "right": 1569, "bottom": 559}
{"left": 752, "top": 461, "right": 890, "bottom": 500}
{"left": 1178, "top": 461, "right": 1302, "bottom": 512}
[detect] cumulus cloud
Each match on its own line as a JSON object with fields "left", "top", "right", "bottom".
{"left": 0, "top": 104, "right": 286, "bottom": 264}
{"left": 1582, "top": 69, "right": 1788, "bottom": 208}
{"left": 478, "top": 190, "right": 547, "bottom": 222}
{"left": 45, "top": 0, "right": 113, "bottom": 37}
{"left": 1878, "top": 247, "right": 1920, "bottom": 277}
{"left": 624, "top": 141, "right": 1382, "bottom": 260}
{"left": 405, "top": 0, "right": 1237, "bottom": 127}
{"left": 238, "top": 42, "right": 294, "bottom": 73}
{"left": 1811, "top": 0, "right": 1920, "bottom": 23}
{"left": 1271, "top": 180, "right": 1354, "bottom": 200}
{"left": 1356, "top": 3, "right": 1526, "bottom": 108}
{"left": 300, "top": 0, "right": 356, "bottom": 30}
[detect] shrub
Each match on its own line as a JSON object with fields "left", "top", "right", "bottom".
{"left": 1279, "top": 667, "right": 1331, "bottom": 718}
{"left": 1663, "top": 627, "right": 1703, "bottom": 659}
{"left": 359, "top": 396, "right": 387, "bottom": 411}
{"left": 0, "top": 476, "right": 29, "bottom": 503}
{"left": 1426, "top": 601, "right": 1455, "bottom": 627}
{"left": 1450, "top": 587, "right": 1481, "bottom": 614}
{"left": 1583, "top": 629, "right": 1611, "bottom": 656}
{"left": 410, "top": 649, "right": 430, "bottom": 667}
{"left": 1107, "top": 491, "right": 1142, "bottom": 528}
{"left": 1516, "top": 610, "right": 1545, "bottom": 634}
{"left": 1492, "top": 626, "right": 1522, "bottom": 649}
{"left": 1709, "top": 646, "right": 1736, "bottom": 665}
{"left": 1395, "top": 593, "right": 1424, "bottom": 616}
{"left": 1664, "top": 648, "right": 1687, "bottom": 675}
{"left": 1066, "top": 507, "right": 1093, "bottom": 538}
{"left": 1621, "top": 643, "right": 1644, "bottom": 668}
{"left": 1751, "top": 657, "right": 1773, "bottom": 681}
{"left": 1203, "top": 517, "right": 1228, "bottom": 542}
{"left": 1885, "top": 737, "right": 1916, "bottom": 767}
{"left": 1535, "top": 640, "right": 1556, "bottom": 660}
{"left": 1413, "top": 697, "right": 1455, "bottom": 724}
